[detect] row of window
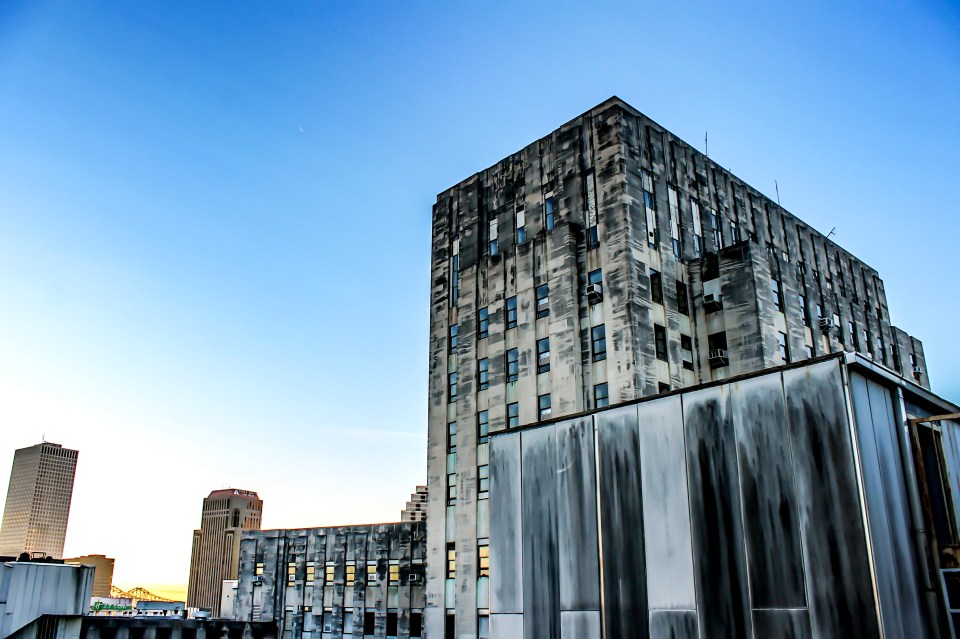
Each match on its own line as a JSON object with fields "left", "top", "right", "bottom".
{"left": 449, "top": 326, "right": 611, "bottom": 402}
{"left": 259, "top": 561, "right": 411, "bottom": 587}
{"left": 451, "top": 270, "right": 609, "bottom": 353}
{"left": 445, "top": 542, "right": 489, "bottom": 580}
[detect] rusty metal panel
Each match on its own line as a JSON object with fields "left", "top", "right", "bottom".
{"left": 489, "top": 431, "right": 523, "bottom": 614}
{"left": 683, "top": 384, "right": 752, "bottom": 639}
{"left": 520, "top": 425, "right": 560, "bottom": 639}
{"left": 597, "top": 404, "right": 648, "bottom": 638}
{"left": 783, "top": 360, "right": 880, "bottom": 638}
{"left": 730, "top": 374, "right": 806, "bottom": 608}
{"left": 555, "top": 418, "right": 599, "bottom": 612}
{"left": 637, "top": 395, "right": 695, "bottom": 611}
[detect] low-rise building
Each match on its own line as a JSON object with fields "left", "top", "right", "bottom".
{"left": 79, "top": 616, "right": 277, "bottom": 639}
{"left": 235, "top": 522, "right": 426, "bottom": 639}
{"left": 64, "top": 555, "right": 114, "bottom": 598}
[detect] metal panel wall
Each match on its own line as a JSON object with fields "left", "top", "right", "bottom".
{"left": 488, "top": 359, "right": 929, "bottom": 639}
{"left": 489, "top": 432, "right": 523, "bottom": 614}
{"left": 848, "top": 370, "right": 928, "bottom": 638}
{"left": 597, "top": 405, "right": 649, "bottom": 638}
{"left": 782, "top": 361, "right": 880, "bottom": 638}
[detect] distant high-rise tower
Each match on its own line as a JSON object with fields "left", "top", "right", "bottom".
{"left": 0, "top": 442, "right": 78, "bottom": 559}
{"left": 186, "top": 489, "right": 262, "bottom": 616}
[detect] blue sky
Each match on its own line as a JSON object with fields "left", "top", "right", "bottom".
{"left": 0, "top": 0, "right": 957, "bottom": 593}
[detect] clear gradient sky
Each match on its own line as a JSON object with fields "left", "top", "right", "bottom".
{"left": 0, "top": 0, "right": 957, "bottom": 598}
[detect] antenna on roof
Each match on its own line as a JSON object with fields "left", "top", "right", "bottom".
{"left": 775, "top": 180, "right": 781, "bottom": 205}
{"left": 827, "top": 227, "right": 837, "bottom": 239}
{"left": 705, "top": 132, "right": 709, "bottom": 157}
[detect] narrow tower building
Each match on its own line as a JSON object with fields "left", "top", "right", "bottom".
{"left": 0, "top": 442, "right": 78, "bottom": 559}
{"left": 187, "top": 488, "right": 263, "bottom": 616}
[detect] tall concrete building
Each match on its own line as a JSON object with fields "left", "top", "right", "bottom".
{"left": 0, "top": 442, "right": 78, "bottom": 559}
{"left": 187, "top": 488, "right": 263, "bottom": 616}
{"left": 64, "top": 553, "right": 115, "bottom": 597}
{"left": 425, "top": 97, "right": 928, "bottom": 636}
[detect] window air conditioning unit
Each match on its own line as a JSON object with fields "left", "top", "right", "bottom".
{"left": 586, "top": 283, "right": 603, "bottom": 304}
{"left": 912, "top": 365, "right": 923, "bottom": 378}
{"left": 818, "top": 317, "right": 834, "bottom": 333}
{"left": 704, "top": 293, "right": 723, "bottom": 313}
{"left": 252, "top": 576, "right": 262, "bottom": 585}
{"left": 708, "top": 349, "right": 729, "bottom": 369}
{"left": 409, "top": 573, "right": 423, "bottom": 584}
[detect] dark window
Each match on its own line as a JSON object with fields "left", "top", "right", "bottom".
{"left": 477, "top": 307, "right": 489, "bottom": 339}
{"left": 507, "top": 402, "right": 519, "bottom": 428}
{"left": 799, "top": 293, "right": 810, "bottom": 326}
{"left": 410, "top": 613, "right": 423, "bottom": 639}
{"left": 536, "top": 284, "right": 550, "bottom": 318}
{"left": 545, "top": 196, "right": 556, "bottom": 230}
{"left": 478, "top": 358, "right": 489, "bottom": 391}
{"left": 537, "top": 338, "right": 550, "bottom": 374}
{"left": 708, "top": 332, "right": 729, "bottom": 368}
{"left": 506, "top": 348, "right": 519, "bottom": 383}
{"left": 650, "top": 270, "right": 663, "bottom": 305}
{"left": 680, "top": 334, "right": 694, "bottom": 370}
{"left": 772, "top": 278, "right": 784, "bottom": 312}
{"left": 778, "top": 332, "right": 790, "bottom": 362}
{"left": 365, "top": 612, "right": 376, "bottom": 636}
{"left": 445, "top": 614, "right": 456, "bottom": 639}
{"left": 478, "top": 464, "right": 489, "bottom": 498}
{"left": 677, "top": 282, "right": 689, "bottom": 315}
{"left": 592, "top": 325, "right": 607, "bottom": 361}
{"left": 538, "top": 394, "right": 552, "bottom": 420}
{"left": 654, "top": 324, "right": 668, "bottom": 361}
{"left": 712, "top": 210, "right": 723, "bottom": 249}
{"left": 448, "top": 372, "right": 458, "bottom": 403}
{"left": 478, "top": 411, "right": 489, "bottom": 444}
{"left": 506, "top": 296, "right": 517, "bottom": 329}
{"left": 449, "top": 324, "right": 458, "bottom": 353}
{"left": 659, "top": 382, "right": 671, "bottom": 394}
{"left": 594, "top": 383, "right": 609, "bottom": 408}
{"left": 447, "top": 422, "right": 457, "bottom": 453}
{"left": 451, "top": 253, "right": 459, "bottom": 306}
{"left": 730, "top": 220, "right": 740, "bottom": 243}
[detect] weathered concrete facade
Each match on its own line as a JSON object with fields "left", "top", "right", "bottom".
{"left": 235, "top": 523, "right": 426, "bottom": 639}
{"left": 425, "top": 97, "right": 929, "bottom": 636}
{"left": 488, "top": 354, "right": 959, "bottom": 638}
